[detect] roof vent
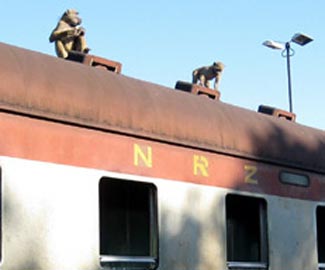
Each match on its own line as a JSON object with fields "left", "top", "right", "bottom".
{"left": 258, "top": 105, "right": 296, "bottom": 122}
{"left": 67, "top": 51, "right": 122, "bottom": 73}
{"left": 175, "top": 81, "right": 220, "bottom": 100}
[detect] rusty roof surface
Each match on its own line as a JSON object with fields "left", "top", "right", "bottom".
{"left": 1, "top": 42, "right": 325, "bottom": 173}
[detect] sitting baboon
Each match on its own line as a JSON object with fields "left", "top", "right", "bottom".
{"left": 49, "top": 9, "right": 90, "bottom": 59}
{"left": 192, "top": 61, "right": 225, "bottom": 90}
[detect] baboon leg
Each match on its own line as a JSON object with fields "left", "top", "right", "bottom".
{"left": 73, "top": 36, "right": 89, "bottom": 53}
{"left": 55, "top": 40, "right": 69, "bottom": 58}
{"left": 199, "top": 74, "right": 208, "bottom": 87}
{"left": 192, "top": 71, "right": 198, "bottom": 84}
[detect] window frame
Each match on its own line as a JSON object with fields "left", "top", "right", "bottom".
{"left": 99, "top": 177, "right": 159, "bottom": 270}
{"left": 316, "top": 206, "right": 325, "bottom": 270}
{"left": 0, "top": 168, "right": 2, "bottom": 263}
{"left": 226, "top": 194, "right": 268, "bottom": 270}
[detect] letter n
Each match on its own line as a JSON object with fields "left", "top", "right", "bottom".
{"left": 134, "top": 144, "right": 153, "bottom": 168}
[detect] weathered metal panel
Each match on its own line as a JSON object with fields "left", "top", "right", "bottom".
{"left": 0, "top": 42, "right": 325, "bottom": 173}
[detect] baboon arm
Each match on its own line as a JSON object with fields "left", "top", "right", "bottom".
{"left": 214, "top": 74, "right": 222, "bottom": 90}
{"left": 49, "top": 22, "right": 76, "bottom": 42}
{"left": 50, "top": 29, "right": 76, "bottom": 42}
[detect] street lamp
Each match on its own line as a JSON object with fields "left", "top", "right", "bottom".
{"left": 263, "top": 33, "right": 313, "bottom": 113}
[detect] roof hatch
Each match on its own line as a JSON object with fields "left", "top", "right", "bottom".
{"left": 258, "top": 105, "right": 296, "bottom": 122}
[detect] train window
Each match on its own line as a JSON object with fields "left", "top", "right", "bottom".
{"left": 317, "top": 206, "right": 325, "bottom": 269}
{"left": 226, "top": 194, "right": 268, "bottom": 269}
{"left": 0, "top": 168, "right": 1, "bottom": 263}
{"left": 99, "top": 178, "right": 158, "bottom": 269}
{"left": 279, "top": 171, "right": 310, "bottom": 187}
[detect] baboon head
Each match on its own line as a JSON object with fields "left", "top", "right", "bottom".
{"left": 61, "top": 9, "right": 82, "bottom": 27}
{"left": 213, "top": 62, "right": 225, "bottom": 73}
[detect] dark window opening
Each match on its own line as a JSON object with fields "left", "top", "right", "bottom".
{"left": 317, "top": 206, "right": 325, "bottom": 269}
{"left": 99, "top": 178, "right": 158, "bottom": 269}
{"left": 226, "top": 194, "right": 268, "bottom": 269}
{"left": 0, "top": 168, "right": 1, "bottom": 263}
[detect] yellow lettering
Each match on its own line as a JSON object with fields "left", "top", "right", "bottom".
{"left": 244, "top": 165, "right": 258, "bottom": 184}
{"left": 193, "top": 155, "right": 209, "bottom": 177}
{"left": 134, "top": 144, "right": 152, "bottom": 168}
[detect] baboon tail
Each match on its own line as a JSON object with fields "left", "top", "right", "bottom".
{"left": 192, "top": 70, "right": 198, "bottom": 84}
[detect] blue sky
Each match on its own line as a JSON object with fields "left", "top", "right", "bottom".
{"left": 1, "top": 1, "right": 324, "bottom": 129}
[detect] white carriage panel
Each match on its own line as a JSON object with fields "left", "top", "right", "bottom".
{"left": 156, "top": 180, "right": 227, "bottom": 270}
{"left": 267, "top": 196, "right": 317, "bottom": 270}
{"left": 1, "top": 157, "right": 100, "bottom": 270}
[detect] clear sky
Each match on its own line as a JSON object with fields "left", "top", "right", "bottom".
{"left": 1, "top": 1, "right": 324, "bottom": 129}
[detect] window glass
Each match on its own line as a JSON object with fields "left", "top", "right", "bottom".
{"left": 317, "top": 206, "right": 325, "bottom": 269}
{"left": 226, "top": 194, "right": 268, "bottom": 269}
{"left": 0, "top": 168, "right": 1, "bottom": 262}
{"left": 99, "top": 178, "right": 158, "bottom": 269}
{"left": 279, "top": 171, "right": 310, "bottom": 187}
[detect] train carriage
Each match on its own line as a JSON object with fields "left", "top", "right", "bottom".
{"left": 0, "top": 42, "right": 325, "bottom": 270}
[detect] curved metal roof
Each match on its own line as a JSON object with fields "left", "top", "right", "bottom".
{"left": 0, "top": 42, "right": 325, "bottom": 173}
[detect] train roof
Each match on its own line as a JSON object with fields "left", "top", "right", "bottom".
{"left": 0, "top": 42, "right": 325, "bottom": 174}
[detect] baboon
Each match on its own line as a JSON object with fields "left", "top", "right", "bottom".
{"left": 192, "top": 61, "right": 224, "bottom": 90}
{"left": 49, "top": 9, "right": 90, "bottom": 59}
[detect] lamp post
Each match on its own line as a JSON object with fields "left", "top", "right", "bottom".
{"left": 263, "top": 33, "right": 313, "bottom": 113}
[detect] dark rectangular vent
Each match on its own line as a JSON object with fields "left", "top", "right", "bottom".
{"left": 67, "top": 51, "right": 122, "bottom": 73}
{"left": 175, "top": 81, "right": 220, "bottom": 100}
{"left": 258, "top": 105, "right": 296, "bottom": 122}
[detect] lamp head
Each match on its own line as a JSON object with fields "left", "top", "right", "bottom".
{"left": 263, "top": 40, "right": 285, "bottom": 50}
{"left": 291, "top": 33, "right": 313, "bottom": 46}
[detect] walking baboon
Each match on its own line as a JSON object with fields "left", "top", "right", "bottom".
{"left": 49, "top": 9, "right": 90, "bottom": 59}
{"left": 192, "top": 61, "right": 224, "bottom": 90}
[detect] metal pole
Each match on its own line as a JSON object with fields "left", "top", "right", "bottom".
{"left": 285, "top": 42, "right": 293, "bottom": 113}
